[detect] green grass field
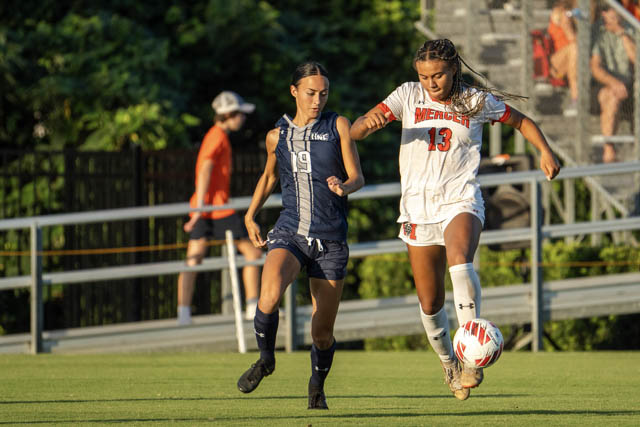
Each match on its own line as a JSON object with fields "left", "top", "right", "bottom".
{"left": 1, "top": 351, "right": 638, "bottom": 426}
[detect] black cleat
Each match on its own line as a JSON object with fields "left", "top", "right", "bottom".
{"left": 237, "top": 358, "right": 275, "bottom": 393}
{"left": 307, "top": 381, "right": 328, "bottom": 410}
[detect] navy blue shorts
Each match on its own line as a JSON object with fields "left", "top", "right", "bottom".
{"left": 266, "top": 228, "right": 349, "bottom": 280}
{"left": 189, "top": 213, "right": 248, "bottom": 241}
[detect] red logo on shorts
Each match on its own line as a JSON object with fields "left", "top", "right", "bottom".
{"left": 403, "top": 223, "right": 417, "bottom": 240}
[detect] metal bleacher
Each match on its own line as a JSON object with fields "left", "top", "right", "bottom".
{"left": 2, "top": 271, "right": 639, "bottom": 354}
{"left": 423, "top": 0, "right": 640, "bottom": 220}
{"left": 2, "top": 163, "right": 640, "bottom": 354}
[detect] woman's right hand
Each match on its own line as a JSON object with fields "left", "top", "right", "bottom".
{"left": 183, "top": 212, "right": 201, "bottom": 233}
{"left": 245, "top": 217, "right": 266, "bottom": 248}
{"left": 362, "top": 110, "right": 392, "bottom": 130}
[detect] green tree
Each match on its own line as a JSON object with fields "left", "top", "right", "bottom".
{"left": 1, "top": 0, "right": 422, "bottom": 153}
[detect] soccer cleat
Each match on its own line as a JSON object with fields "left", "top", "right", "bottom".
{"left": 461, "top": 366, "right": 484, "bottom": 389}
{"left": 308, "top": 380, "right": 329, "bottom": 410}
{"left": 237, "top": 358, "right": 275, "bottom": 393}
{"left": 440, "top": 359, "right": 470, "bottom": 401}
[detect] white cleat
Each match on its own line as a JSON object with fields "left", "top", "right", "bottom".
{"left": 461, "top": 366, "right": 484, "bottom": 389}
{"left": 441, "top": 360, "right": 470, "bottom": 401}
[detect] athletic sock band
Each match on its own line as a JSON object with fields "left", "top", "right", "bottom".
{"left": 449, "top": 262, "right": 481, "bottom": 326}
{"left": 420, "top": 306, "right": 455, "bottom": 362}
{"left": 254, "top": 307, "right": 279, "bottom": 364}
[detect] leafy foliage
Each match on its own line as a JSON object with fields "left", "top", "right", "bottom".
{"left": 544, "top": 245, "right": 640, "bottom": 351}
{"left": 0, "top": 0, "right": 421, "bottom": 332}
{"left": 476, "top": 246, "right": 527, "bottom": 287}
{"left": 358, "top": 253, "right": 415, "bottom": 299}
{"left": 2, "top": 9, "right": 191, "bottom": 149}
{"left": 1, "top": 0, "right": 420, "bottom": 152}
{"left": 356, "top": 241, "right": 640, "bottom": 351}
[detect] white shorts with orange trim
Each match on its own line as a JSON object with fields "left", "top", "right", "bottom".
{"left": 398, "top": 199, "right": 485, "bottom": 247}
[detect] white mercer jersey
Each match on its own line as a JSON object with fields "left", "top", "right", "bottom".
{"left": 379, "top": 82, "right": 511, "bottom": 224}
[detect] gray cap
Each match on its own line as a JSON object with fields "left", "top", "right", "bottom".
{"left": 211, "top": 91, "right": 255, "bottom": 115}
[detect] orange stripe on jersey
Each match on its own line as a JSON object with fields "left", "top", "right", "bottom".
{"left": 492, "top": 104, "right": 511, "bottom": 125}
{"left": 377, "top": 102, "right": 397, "bottom": 121}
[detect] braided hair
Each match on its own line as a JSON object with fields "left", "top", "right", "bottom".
{"left": 413, "top": 39, "right": 525, "bottom": 117}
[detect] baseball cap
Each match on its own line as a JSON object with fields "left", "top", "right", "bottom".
{"left": 211, "top": 91, "right": 255, "bottom": 115}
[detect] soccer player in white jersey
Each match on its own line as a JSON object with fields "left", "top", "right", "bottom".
{"left": 350, "top": 39, "right": 560, "bottom": 400}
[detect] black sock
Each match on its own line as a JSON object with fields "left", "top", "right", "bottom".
{"left": 310, "top": 339, "right": 336, "bottom": 388}
{"left": 254, "top": 307, "right": 278, "bottom": 365}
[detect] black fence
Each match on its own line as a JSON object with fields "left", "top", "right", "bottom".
{"left": 0, "top": 136, "right": 405, "bottom": 334}
{"left": 0, "top": 144, "right": 266, "bottom": 333}
{"left": 0, "top": 138, "right": 534, "bottom": 335}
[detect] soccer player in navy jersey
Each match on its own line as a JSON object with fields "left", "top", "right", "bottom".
{"left": 237, "top": 61, "right": 364, "bottom": 410}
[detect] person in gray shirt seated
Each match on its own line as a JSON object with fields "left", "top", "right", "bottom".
{"left": 590, "top": 4, "right": 636, "bottom": 163}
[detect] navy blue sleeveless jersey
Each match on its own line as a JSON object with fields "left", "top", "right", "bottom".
{"left": 273, "top": 111, "right": 349, "bottom": 241}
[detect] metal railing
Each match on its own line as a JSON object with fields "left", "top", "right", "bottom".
{"left": 1, "top": 162, "right": 640, "bottom": 353}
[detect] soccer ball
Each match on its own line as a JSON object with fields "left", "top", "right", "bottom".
{"left": 453, "top": 318, "right": 504, "bottom": 369}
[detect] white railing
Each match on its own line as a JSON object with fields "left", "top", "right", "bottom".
{"left": 1, "top": 161, "right": 640, "bottom": 354}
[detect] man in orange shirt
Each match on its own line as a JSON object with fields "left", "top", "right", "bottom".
{"left": 177, "top": 91, "right": 262, "bottom": 325}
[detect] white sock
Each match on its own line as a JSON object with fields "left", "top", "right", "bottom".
{"left": 449, "top": 263, "right": 481, "bottom": 327}
{"left": 245, "top": 298, "right": 258, "bottom": 320}
{"left": 177, "top": 305, "right": 192, "bottom": 325}
{"left": 420, "top": 305, "right": 455, "bottom": 363}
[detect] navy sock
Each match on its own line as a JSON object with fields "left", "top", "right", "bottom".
{"left": 310, "top": 339, "right": 336, "bottom": 388}
{"left": 254, "top": 307, "right": 279, "bottom": 364}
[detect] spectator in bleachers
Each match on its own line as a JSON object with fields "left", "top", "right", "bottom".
{"left": 622, "top": 0, "right": 640, "bottom": 21}
{"left": 590, "top": 3, "right": 636, "bottom": 162}
{"left": 548, "top": 0, "right": 579, "bottom": 116}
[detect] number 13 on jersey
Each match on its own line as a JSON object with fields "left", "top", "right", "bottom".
{"left": 427, "top": 127, "right": 452, "bottom": 151}
{"left": 291, "top": 150, "right": 312, "bottom": 173}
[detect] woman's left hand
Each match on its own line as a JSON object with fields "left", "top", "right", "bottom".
{"left": 327, "top": 176, "right": 346, "bottom": 196}
{"left": 540, "top": 151, "right": 561, "bottom": 181}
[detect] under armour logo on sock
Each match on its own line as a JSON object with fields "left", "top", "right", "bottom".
{"left": 314, "top": 366, "right": 330, "bottom": 372}
{"left": 254, "top": 328, "right": 265, "bottom": 338}
{"left": 458, "top": 303, "right": 475, "bottom": 309}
